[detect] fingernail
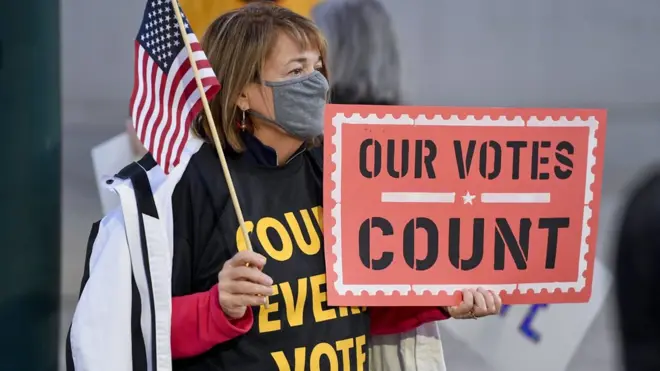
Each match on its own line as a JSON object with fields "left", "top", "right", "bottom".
{"left": 266, "top": 277, "right": 273, "bottom": 285}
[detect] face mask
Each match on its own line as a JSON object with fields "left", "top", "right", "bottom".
{"left": 248, "top": 70, "right": 329, "bottom": 140}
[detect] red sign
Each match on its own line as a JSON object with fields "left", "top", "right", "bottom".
{"left": 323, "top": 105, "right": 606, "bottom": 306}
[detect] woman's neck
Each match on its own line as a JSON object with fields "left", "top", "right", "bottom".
{"left": 252, "top": 126, "right": 303, "bottom": 165}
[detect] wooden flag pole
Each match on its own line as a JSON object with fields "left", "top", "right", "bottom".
{"left": 171, "top": 0, "right": 269, "bottom": 306}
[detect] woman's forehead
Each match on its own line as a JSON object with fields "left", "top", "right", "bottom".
{"left": 267, "top": 32, "right": 321, "bottom": 65}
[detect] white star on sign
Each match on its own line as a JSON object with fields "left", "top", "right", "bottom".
{"left": 462, "top": 191, "right": 476, "bottom": 205}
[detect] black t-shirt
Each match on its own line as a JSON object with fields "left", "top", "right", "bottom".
{"left": 171, "top": 143, "right": 370, "bottom": 371}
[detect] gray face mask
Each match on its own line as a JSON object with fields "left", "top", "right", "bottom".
{"left": 248, "top": 71, "right": 329, "bottom": 140}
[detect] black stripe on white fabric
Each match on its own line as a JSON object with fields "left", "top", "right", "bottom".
{"left": 129, "top": 163, "right": 160, "bottom": 371}
{"left": 117, "top": 154, "right": 160, "bottom": 370}
{"left": 65, "top": 221, "right": 100, "bottom": 371}
{"left": 116, "top": 153, "right": 158, "bottom": 180}
{"left": 131, "top": 270, "right": 148, "bottom": 371}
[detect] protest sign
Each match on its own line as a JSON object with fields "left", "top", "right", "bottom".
{"left": 323, "top": 105, "right": 607, "bottom": 306}
{"left": 440, "top": 259, "right": 612, "bottom": 371}
{"left": 91, "top": 132, "right": 136, "bottom": 214}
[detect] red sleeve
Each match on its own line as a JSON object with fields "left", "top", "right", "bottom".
{"left": 369, "top": 307, "right": 450, "bottom": 335}
{"left": 171, "top": 284, "right": 253, "bottom": 359}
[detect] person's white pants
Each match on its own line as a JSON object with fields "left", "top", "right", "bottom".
{"left": 369, "top": 322, "right": 447, "bottom": 371}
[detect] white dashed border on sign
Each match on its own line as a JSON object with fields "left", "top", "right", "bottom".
{"left": 328, "top": 113, "right": 600, "bottom": 297}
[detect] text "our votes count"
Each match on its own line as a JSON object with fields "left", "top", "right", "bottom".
{"left": 358, "top": 139, "right": 575, "bottom": 180}
{"left": 352, "top": 137, "right": 575, "bottom": 273}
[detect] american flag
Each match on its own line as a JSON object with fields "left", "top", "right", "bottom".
{"left": 130, "top": 0, "right": 220, "bottom": 174}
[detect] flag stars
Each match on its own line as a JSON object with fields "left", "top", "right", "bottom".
{"left": 139, "top": 0, "right": 188, "bottom": 68}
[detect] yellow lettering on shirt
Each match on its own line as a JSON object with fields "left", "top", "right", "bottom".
{"left": 257, "top": 273, "right": 366, "bottom": 333}
{"left": 238, "top": 207, "right": 368, "bottom": 360}
{"left": 279, "top": 277, "right": 308, "bottom": 327}
{"left": 284, "top": 209, "right": 321, "bottom": 255}
{"left": 256, "top": 217, "right": 294, "bottom": 261}
{"left": 259, "top": 285, "right": 281, "bottom": 333}
{"left": 270, "top": 335, "right": 367, "bottom": 371}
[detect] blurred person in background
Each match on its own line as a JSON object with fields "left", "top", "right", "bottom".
{"left": 614, "top": 167, "right": 660, "bottom": 371}
{"left": 313, "top": 0, "right": 400, "bottom": 106}
{"left": 312, "top": 1, "right": 455, "bottom": 370}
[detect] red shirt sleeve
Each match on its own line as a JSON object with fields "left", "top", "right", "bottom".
{"left": 369, "top": 307, "right": 450, "bottom": 335}
{"left": 171, "top": 284, "right": 253, "bottom": 359}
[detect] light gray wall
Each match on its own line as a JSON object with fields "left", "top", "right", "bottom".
{"left": 61, "top": 0, "right": 143, "bottom": 126}
{"left": 383, "top": 0, "right": 660, "bottom": 107}
{"left": 62, "top": 0, "right": 660, "bottom": 114}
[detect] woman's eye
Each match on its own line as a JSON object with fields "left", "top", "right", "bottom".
{"left": 289, "top": 68, "right": 304, "bottom": 76}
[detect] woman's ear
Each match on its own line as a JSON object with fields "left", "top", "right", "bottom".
{"left": 236, "top": 89, "right": 250, "bottom": 112}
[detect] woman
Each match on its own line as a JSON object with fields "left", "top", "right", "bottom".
{"left": 615, "top": 167, "right": 660, "bottom": 371}
{"left": 71, "top": 3, "right": 501, "bottom": 370}
{"left": 312, "top": 1, "right": 452, "bottom": 369}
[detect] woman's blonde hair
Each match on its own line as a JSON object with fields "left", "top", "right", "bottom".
{"left": 195, "top": 2, "right": 328, "bottom": 152}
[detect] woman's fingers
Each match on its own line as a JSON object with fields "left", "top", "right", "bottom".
{"left": 451, "top": 288, "right": 503, "bottom": 319}
{"left": 229, "top": 265, "right": 273, "bottom": 286}
{"left": 492, "top": 290, "right": 503, "bottom": 314}
{"left": 227, "top": 280, "right": 274, "bottom": 297}
{"left": 229, "top": 250, "right": 267, "bottom": 270}
{"left": 473, "top": 288, "right": 488, "bottom": 315}
{"left": 449, "top": 288, "right": 475, "bottom": 318}
{"left": 476, "top": 287, "right": 496, "bottom": 314}
{"left": 235, "top": 294, "right": 270, "bottom": 307}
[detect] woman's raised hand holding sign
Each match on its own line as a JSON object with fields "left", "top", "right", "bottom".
{"left": 445, "top": 288, "right": 502, "bottom": 319}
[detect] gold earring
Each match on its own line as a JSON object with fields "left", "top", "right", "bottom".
{"left": 240, "top": 110, "right": 247, "bottom": 131}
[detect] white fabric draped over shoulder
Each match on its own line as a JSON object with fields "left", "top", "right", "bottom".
{"left": 67, "top": 138, "right": 203, "bottom": 371}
